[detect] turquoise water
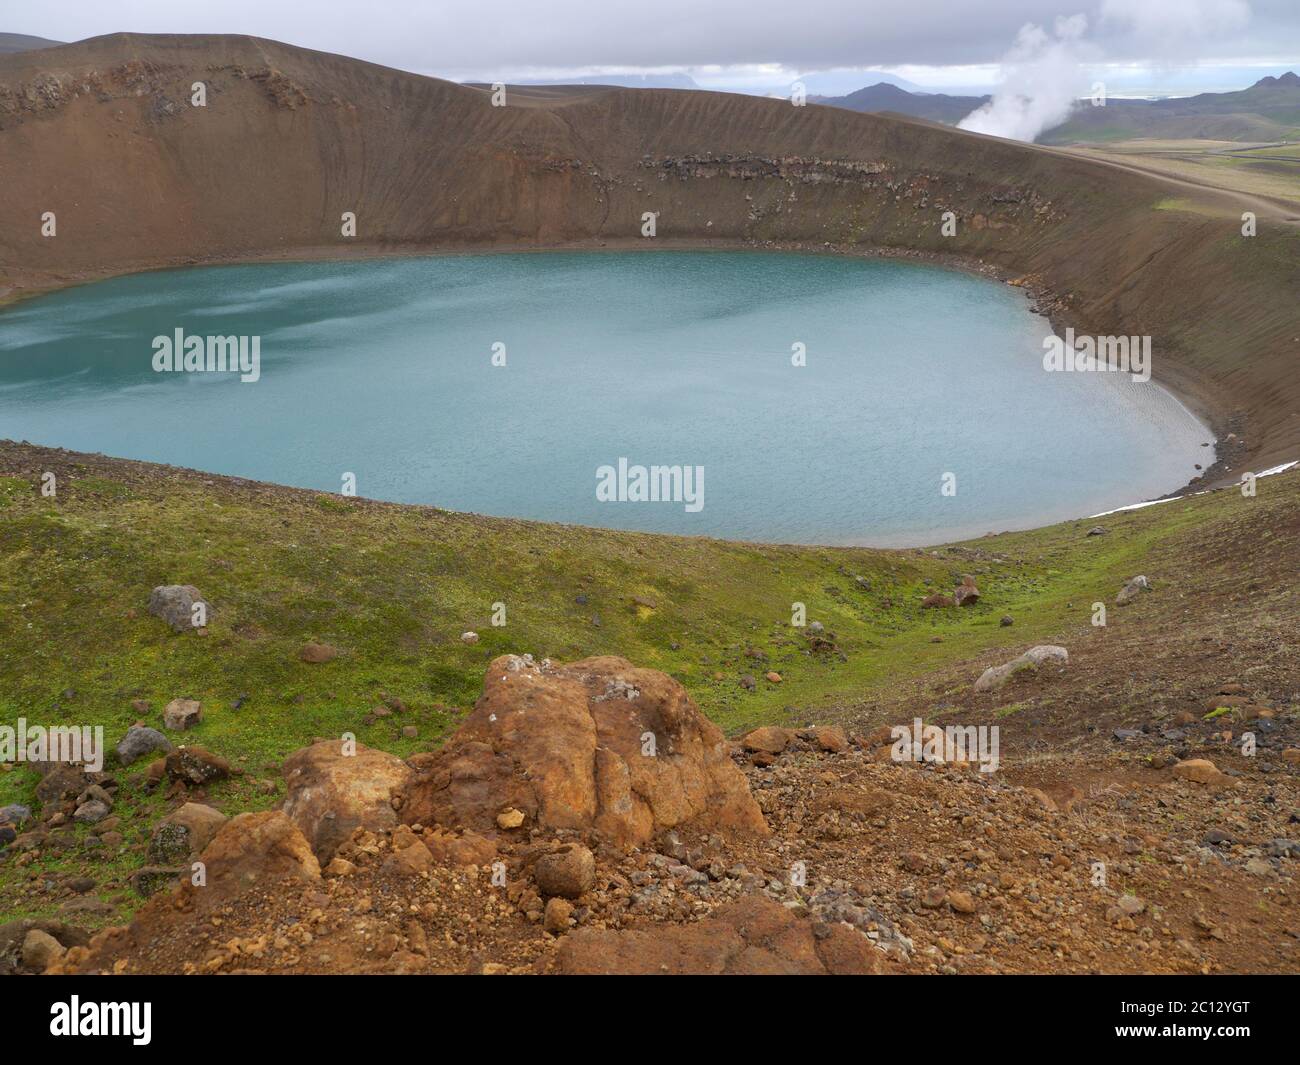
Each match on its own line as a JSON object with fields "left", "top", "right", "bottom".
{"left": 0, "top": 251, "right": 1208, "bottom": 545}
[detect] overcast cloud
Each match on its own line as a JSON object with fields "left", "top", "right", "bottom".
{"left": 7, "top": 0, "right": 1299, "bottom": 89}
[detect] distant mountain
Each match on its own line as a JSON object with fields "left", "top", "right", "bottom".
{"left": 1040, "top": 71, "right": 1300, "bottom": 144}
{"left": 0, "top": 32, "right": 64, "bottom": 54}
{"left": 815, "top": 73, "right": 1300, "bottom": 144}
{"left": 793, "top": 70, "right": 924, "bottom": 96}
{"left": 813, "top": 82, "right": 989, "bottom": 125}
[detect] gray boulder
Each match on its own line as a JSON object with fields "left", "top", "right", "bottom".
{"left": 148, "top": 584, "right": 209, "bottom": 633}
{"left": 116, "top": 726, "right": 174, "bottom": 766}
{"left": 1116, "top": 575, "right": 1151, "bottom": 606}
{"left": 73, "top": 799, "right": 110, "bottom": 824}
{"left": 975, "top": 645, "right": 1069, "bottom": 692}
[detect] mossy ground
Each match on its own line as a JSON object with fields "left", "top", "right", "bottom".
{"left": 1, "top": 446, "right": 1294, "bottom": 921}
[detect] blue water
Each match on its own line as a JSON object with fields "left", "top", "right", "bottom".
{"left": 0, "top": 251, "right": 1208, "bottom": 545}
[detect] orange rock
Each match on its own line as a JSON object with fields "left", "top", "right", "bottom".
{"left": 743, "top": 726, "right": 793, "bottom": 754}
{"left": 198, "top": 811, "right": 320, "bottom": 896}
{"left": 809, "top": 725, "right": 848, "bottom": 753}
{"left": 1172, "top": 758, "right": 1230, "bottom": 785}
{"left": 282, "top": 740, "right": 412, "bottom": 861}
{"left": 555, "top": 895, "right": 885, "bottom": 975}
{"left": 401, "top": 655, "right": 768, "bottom": 850}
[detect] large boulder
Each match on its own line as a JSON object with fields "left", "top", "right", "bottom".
{"left": 555, "top": 895, "right": 885, "bottom": 975}
{"left": 148, "top": 584, "right": 208, "bottom": 633}
{"left": 975, "top": 646, "right": 1069, "bottom": 692}
{"left": 402, "top": 655, "right": 768, "bottom": 849}
{"left": 281, "top": 740, "right": 412, "bottom": 861}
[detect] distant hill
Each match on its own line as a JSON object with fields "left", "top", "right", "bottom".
{"left": 0, "top": 32, "right": 64, "bottom": 54}
{"left": 813, "top": 82, "right": 988, "bottom": 124}
{"left": 817, "top": 73, "right": 1300, "bottom": 144}
{"left": 1040, "top": 72, "right": 1300, "bottom": 144}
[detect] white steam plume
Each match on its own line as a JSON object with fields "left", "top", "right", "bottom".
{"left": 959, "top": 1, "right": 1255, "bottom": 144}
{"left": 957, "top": 15, "right": 1091, "bottom": 144}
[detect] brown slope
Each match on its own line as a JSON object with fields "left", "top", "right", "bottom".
{"left": 0, "top": 32, "right": 1297, "bottom": 476}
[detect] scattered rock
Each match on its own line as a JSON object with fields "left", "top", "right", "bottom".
{"left": 115, "top": 726, "right": 173, "bottom": 766}
{"left": 148, "top": 803, "right": 228, "bottom": 864}
{"left": 743, "top": 726, "right": 792, "bottom": 754}
{"left": 954, "top": 576, "right": 980, "bottom": 606}
{"left": 383, "top": 838, "right": 434, "bottom": 876}
{"left": 73, "top": 800, "right": 110, "bottom": 824}
{"left": 162, "top": 698, "right": 202, "bottom": 731}
{"left": 809, "top": 725, "right": 848, "bottom": 753}
{"left": 129, "top": 866, "right": 185, "bottom": 899}
{"left": 461, "top": 632, "right": 480, "bottom": 644}
{"left": 164, "top": 746, "right": 231, "bottom": 785}
{"left": 21, "top": 929, "right": 66, "bottom": 972}
{"left": 197, "top": 810, "right": 320, "bottom": 898}
{"left": 947, "top": 890, "right": 977, "bottom": 914}
{"left": 1172, "top": 759, "right": 1230, "bottom": 786}
{"left": 496, "top": 808, "right": 525, "bottom": 830}
{"left": 975, "top": 646, "right": 1068, "bottom": 692}
{"left": 544, "top": 897, "right": 574, "bottom": 935}
{"left": 299, "top": 642, "right": 338, "bottom": 664}
{"left": 1116, "top": 575, "right": 1151, "bottom": 606}
{"left": 534, "top": 845, "right": 596, "bottom": 899}
{"left": 148, "top": 584, "right": 208, "bottom": 633}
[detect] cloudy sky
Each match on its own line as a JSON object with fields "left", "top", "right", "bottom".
{"left": 9, "top": 0, "right": 1300, "bottom": 95}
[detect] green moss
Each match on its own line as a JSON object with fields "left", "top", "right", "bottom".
{"left": 2, "top": 456, "right": 1296, "bottom": 917}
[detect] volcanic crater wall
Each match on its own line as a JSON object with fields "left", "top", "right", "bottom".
{"left": 1, "top": 32, "right": 1297, "bottom": 474}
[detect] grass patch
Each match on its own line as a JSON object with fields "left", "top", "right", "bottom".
{"left": 2, "top": 451, "right": 1296, "bottom": 918}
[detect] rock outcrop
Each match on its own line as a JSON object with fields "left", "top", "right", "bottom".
{"left": 282, "top": 740, "right": 412, "bottom": 860}
{"left": 402, "top": 655, "right": 768, "bottom": 849}
{"left": 197, "top": 810, "right": 320, "bottom": 895}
